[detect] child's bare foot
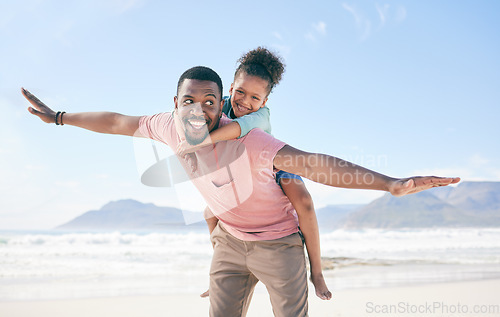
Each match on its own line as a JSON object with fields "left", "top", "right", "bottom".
{"left": 200, "top": 289, "right": 209, "bottom": 298}
{"left": 310, "top": 272, "right": 332, "bottom": 300}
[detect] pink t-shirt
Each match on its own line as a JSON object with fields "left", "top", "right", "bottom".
{"left": 138, "top": 112, "right": 299, "bottom": 241}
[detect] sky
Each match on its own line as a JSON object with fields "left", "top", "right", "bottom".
{"left": 0, "top": 0, "right": 499, "bottom": 230}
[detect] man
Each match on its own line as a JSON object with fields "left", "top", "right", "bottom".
{"left": 22, "top": 66, "right": 459, "bottom": 316}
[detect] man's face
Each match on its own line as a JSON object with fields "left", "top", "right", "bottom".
{"left": 174, "top": 79, "right": 223, "bottom": 145}
{"left": 229, "top": 73, "right": 269, "bottom": 118}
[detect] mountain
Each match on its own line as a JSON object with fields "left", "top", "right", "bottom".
{"left": 343, "top": 181, "right": 500, "bottom": 228}
{"left": 56, "top": 199, "right": 204, "bottom": 230}
{"left": 316, "top": 204, "right": 362, "bottom": 230}
{"left": 433, "top": 181, "right": 500, "bottom": 213}
{"left": 56, "top": 182, "right": 500, "bottom": 230}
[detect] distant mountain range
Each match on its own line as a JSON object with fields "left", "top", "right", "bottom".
{"left": 321, "top": 181, "right": 500, "bottom": 229}
{"left": 56, "top": 199, "right": 204, "bottom": 231}
{"left": 56, "top": 181, "right": 500, "bottom": 230}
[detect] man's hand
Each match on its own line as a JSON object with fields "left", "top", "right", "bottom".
{"left": 388, "top": 176, "right": 461, "bottom": 197}
{"left": 21, "top": 87, "right": 56, "bottom": 124}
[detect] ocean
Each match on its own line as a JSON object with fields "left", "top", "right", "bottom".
{"left": 1, "top": 227, "right": 500, "bottom": 301}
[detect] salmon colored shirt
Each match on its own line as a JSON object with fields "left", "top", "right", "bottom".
{"left": 138, "top": 112, "right": 299, "bottom": 241}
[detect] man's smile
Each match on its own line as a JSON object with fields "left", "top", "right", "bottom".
{"left": 187, "top": 117, "right": 207, "bottom": 130}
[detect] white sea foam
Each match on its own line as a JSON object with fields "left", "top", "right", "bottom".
{"left": 319, "top": 228, "right": 500, "bottom": 264}
{"left": 1, "top": 228, "right": 500, "bottom": 300}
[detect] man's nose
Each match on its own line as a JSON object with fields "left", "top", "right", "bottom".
{"left": 190, "top": 102, "right": 204, "bottom": 116}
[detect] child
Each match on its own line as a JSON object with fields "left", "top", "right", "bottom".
{"left": 179, "top": 47, "right": 332, "bottom": 300}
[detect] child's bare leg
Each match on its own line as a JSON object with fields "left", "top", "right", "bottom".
{"left": 200, "top": 289, "right": 209, "bottom": 297}
{"left": 280, "top": 178, "right": 332, "bottom": 300}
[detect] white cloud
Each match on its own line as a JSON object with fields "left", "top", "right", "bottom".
{"left": 305, "top": 32, "right": 316, "bottom": 42}
{"left": 342, "top": 3, "right": 371, "bottom": 41}
{"left": 342, "top": 3, "right": 361, "bottom": 25}
{"left": 270, "top": 44, "right": 292, "bottom": 57}
{"left": 272, "top": 31, "right": 283, "bottom": 41}
{"left": 305, "top": 21, "right": 327, "bottom": 42}
{"left": 343, "top": 3, "right": 406, "bottom": 41}
{"left": 395, "top": 6, "right": 407, "bottom": 23}
{"left": 270, "top": 29, "right": 292, "bottom": 57}
{"left": 376, "top": 3, "right": 390, "bottom": 26}
{"left": 360, "top": 20, "right": 372, "bottom": 41}
{"left": 313, "top": 21, "right": 327, "bottom": 35}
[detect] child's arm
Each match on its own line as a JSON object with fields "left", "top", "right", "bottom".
{"left": 177, "top": 107, "right": 270, "bottom": 155}
{"left": 202, "top": 206, "right": 218, "bottom": 298}
{"left": 279, "top": 178, "right": 332, "bottom": 300}
{"left": 231, "top": 106, "right": 271, "bottom": 137}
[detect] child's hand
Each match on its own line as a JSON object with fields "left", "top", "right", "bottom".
{"left": 184, "top": 153, "right": 198, "bottom": 173}
{"left": 200, "top": 289, "right": 209, "bottom": 297}
{"left": 176, "top": 138, "right": 211, "bottom": 156}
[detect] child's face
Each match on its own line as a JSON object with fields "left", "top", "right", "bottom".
{"left": 229, "top": 73, "right": 269, "bottom": 117}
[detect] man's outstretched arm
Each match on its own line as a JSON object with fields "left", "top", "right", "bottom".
{"left": 22, "top": 88, "right": 142, "bottom": 137}
{"left": 274, "top": 145, "right": 460, "bottom": 197}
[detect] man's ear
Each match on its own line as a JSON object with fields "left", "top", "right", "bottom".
{"left": 219, "top": 99, "right": 224, "bottom": 117}
{"left": 174, "top": 96, "right": 178, "bottom": 109}
{"left": 261, "top": 97, "right": 268, "bottom": 108}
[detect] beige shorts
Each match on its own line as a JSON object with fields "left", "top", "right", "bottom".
{"left": 209, "top": 222, "right": 308, "bottom": 317}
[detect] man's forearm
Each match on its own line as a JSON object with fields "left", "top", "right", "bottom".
{"left": 63, "top": 112, "right": 141, "bottom": 136}
{"left": 274, "top": 145, "right": 396, "bottom": 191}
{"left": 302, "top": 153, "right": 395, "bottom": 191}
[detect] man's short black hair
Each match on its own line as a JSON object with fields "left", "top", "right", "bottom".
{"left": 177, "top": 66, "right": 223, "bottom": 99}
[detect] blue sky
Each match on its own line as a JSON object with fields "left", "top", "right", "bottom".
{"left": 1, "top": 0, "right": 499, "bottom": 229}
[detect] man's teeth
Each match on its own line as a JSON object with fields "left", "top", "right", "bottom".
{"left": 188, "top": 120, "right": 206, "bottom": 129}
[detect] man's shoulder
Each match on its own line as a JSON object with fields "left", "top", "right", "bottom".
{"left": 241, "top": 128, "right": 285, "bottom": 147}
{"left": 141, "top": 111, "right": 174, "bottom": 123}
{"left": 218, "top": 113, "right": 233, "bottom": 127}
{"left": 244, "top": 127, "right": 269, "bottom": 137}
{"left": 138, "top": 111, "right": 176, "bottom": 144}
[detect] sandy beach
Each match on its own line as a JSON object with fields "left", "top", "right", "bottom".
{"left": 1, "top": 279, "right": 499, "bottom": 317}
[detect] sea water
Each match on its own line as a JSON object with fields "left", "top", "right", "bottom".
{"left": 1, "top": 228, "right": 500, "bottom": 301}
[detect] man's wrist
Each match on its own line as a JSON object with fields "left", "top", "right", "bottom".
{"left": 384, "top": 176, "right": 399, "bottom": 193}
